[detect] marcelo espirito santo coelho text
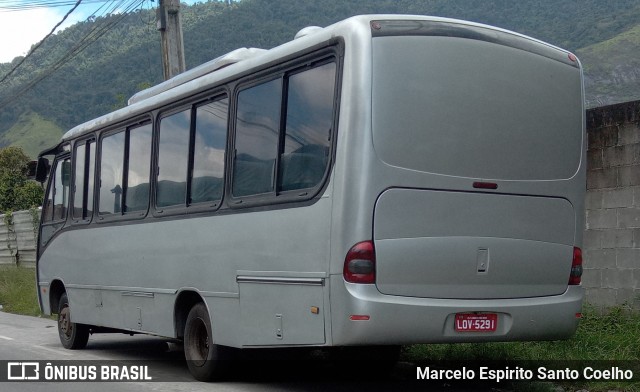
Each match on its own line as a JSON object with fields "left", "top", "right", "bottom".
{"left": 416, "top": 366, "right": 634, "bottom": 382}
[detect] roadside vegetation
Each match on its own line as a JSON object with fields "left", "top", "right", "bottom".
{"left": 0, "top": 146, "right": 43, "bottom": 212}
{"left": 1, "top": 266, "right": 637, "bottom": 391}
{"left": 403, "top": 304, "right": 639, "bottom": 392}
{"left": 404, "top": 304, "right": 639, "bottom": 362}
{"left": 0, "top": 265, "right": 40, "bottom": 316}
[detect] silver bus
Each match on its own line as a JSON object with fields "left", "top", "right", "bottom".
{"left": 35, "top": 15, "right": 586, "bottom": 380}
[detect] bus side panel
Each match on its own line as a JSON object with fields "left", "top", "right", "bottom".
{"left": 238, "top": 281, "right": 325, "bottom": 346}
{"left": 61, "top": 287, "right": 176, "bottom": 333}
{"left": 36, "top": 195, "right": 333, "bottom": 345}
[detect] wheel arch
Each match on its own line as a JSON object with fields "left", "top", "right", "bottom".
{"left": 49, "top": 279, "right": 66, "bottom": 315}
{"left": 174, "top": 289, "right": 206, "bottom": 339}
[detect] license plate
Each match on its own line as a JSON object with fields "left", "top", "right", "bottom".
{"left": 454, "top": 313, "right": 498, "bottom": 332}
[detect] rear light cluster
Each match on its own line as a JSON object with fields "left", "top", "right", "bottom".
{"left": 569, "top": 247, "right": 583, "bottom": 285}
{"left": 344, "top": 242, "right": 584, "bottom": 286}
{"left": 343, "top": 240, "right": 376, "bottom": 284}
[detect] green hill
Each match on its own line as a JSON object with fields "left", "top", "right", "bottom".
{"left": 1, "top": 0, "right": 639, "bottom": 156}
{"left": 577, "top": 24, "right": 640, "bottom": 107}
{"left": 0, "top": 112, "right": 64, "bottom": 158}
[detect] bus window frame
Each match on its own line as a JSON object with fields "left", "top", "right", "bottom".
{"left": 153, "top": 104, "right": 193, "bottom": 216}
{"left": 187, "top": 94, "right": 230, "bottom": 212}
{"left": 227, "top": 49, "right": 341, "bottom": 209}
{"left": 40, "top": 152, "right": 71, "bottom": 248}
{"left": 47, "top": 43, "right": 343, "bottom": 227}
{"left": 152, "top": 91, "right": 230, "bottom": 218}
{"left": 95, "top": 116, "right": 153, "bottom": 224}
{"left": 42, "top": 155, "right": 71, "bottom": 224}
{"left": 70, "top": 136, "right": 96, "bottom": 225}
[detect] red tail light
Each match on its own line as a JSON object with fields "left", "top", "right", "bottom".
{"left": 569, "top": 247, "right": 583, "bottom": 285}
{"left": 343, "top": 241, "right": 376, "bottom": 284}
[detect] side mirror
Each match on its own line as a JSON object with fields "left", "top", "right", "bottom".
{"left": 26, "top": 161, "right": 38, "bottom": 179}
{"left": 35, "top": 157, "right": 50, "bottom": 183}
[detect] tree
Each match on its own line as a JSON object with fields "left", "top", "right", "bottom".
{"left": 0, "top": 146, "right": 44, "bottom": 212}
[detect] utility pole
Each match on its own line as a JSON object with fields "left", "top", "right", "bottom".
{"left": 157, "top": 0, "right": 186, "bottom": 80}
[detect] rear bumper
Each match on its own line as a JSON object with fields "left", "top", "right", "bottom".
{"left": 329, "top": 275, "right": 583, "bottom": 346}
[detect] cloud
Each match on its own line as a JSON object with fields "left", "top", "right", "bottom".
{"left": 0, "top": 7, "right": 84, "bottom": 64}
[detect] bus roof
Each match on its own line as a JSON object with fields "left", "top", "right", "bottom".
{"left": 60, "top": 14, "right": 574, "bottom": 143}
{"left": 126, "top": 47, "right": 267, "bottom": 106}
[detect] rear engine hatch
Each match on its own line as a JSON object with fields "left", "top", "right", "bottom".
{"left": 373, "top": 189, "right": 575, "bottom": 299}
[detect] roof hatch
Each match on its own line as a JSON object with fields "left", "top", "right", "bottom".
{"left": 127, "top": 47, "right": 266, "bottom": 105}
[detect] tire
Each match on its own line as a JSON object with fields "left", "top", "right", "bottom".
{"left": 57, "top": 293, "right": 90, "bottom": 350}
{"left": 184, "top": 303, "right": 230, "bottom": 381}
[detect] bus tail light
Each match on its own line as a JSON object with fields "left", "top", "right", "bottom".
{"left": 343, "top": 241, "right": 376, "bottom": 284}
{"left": 568, "top": 247, "right": 583, "bottom": 285}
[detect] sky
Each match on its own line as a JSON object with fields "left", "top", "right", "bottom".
{"left": 0, "top": 2, "right": 104, "bottom": 63}
{"left": 0, "top": 0, "right": 202, "bottom": 64}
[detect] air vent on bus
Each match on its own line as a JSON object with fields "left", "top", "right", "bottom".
{"left": 294, "top": 26, "right": 323, "bottom": 40}
{"left": 127, "top": 47, "right": 266, "bottom": 105}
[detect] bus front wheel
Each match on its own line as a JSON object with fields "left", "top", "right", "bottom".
{"left": 184, "top": 303, "right": 229, "bottom": 381}
{"left": 57, "top": 293, "right": 90, "bottom": 349}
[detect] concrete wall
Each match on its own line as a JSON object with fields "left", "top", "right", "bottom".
{"left": 0, "top": 215, "right": 17, "bottom": 265}
{"left": 584, "top": 100, "right": 640, "bottom": 311}
{"left": 0, "top": 210, "right": 39, "bottom": 267}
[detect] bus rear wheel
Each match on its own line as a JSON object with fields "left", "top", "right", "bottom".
{"left": 184, "top": 303, "right": 229, "bottom": 381}
{"left": 57, "top": 293, "right": 90, "bottom": 349}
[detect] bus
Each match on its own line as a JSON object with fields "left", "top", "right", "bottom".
{"left": 35, "top": 15, "right": 585, "bottom": 381}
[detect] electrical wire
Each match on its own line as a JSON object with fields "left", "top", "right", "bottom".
{"left": 0, "top": 0, "right": 82, "bottom": 84}
{"left": 0, "top": 0, "right": 145, "bottom": 110}
{"left": 1, "top": 0, "right": 129, "bottom": 84}
{"left": 0, "top": 0, "right": 104, "bottom": 12}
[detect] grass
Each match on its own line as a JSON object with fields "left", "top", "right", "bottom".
{"left": 404, "top": 304, "right": 640, "bottom": 362}
{"left": 0, "top": 265, "right": 40, "bottom": 316}
{"left": 0, "top": 111, "right": 64, "bottom": 159}
{"left": 403, "top": 304, "right": 640, "bottom": 391}
{"left": 1, "top": 266, "right": 638, "bottom": 390}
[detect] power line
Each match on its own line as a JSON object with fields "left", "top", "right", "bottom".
{"left": 0, "top": 0, "right": 82, "bottom": 85}
{"left": 0, "top": 0, "right": 104, "bottom": 12}
{"left": 0, "top": 0, "right": 145, "bottom": 110}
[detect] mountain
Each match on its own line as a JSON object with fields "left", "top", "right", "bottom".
{"left": 1, "top": 0, "right": 639, "bottom": 156}
{"left": 0, "top": 112, "right": 63, "bottom": 159}
{"left": 577, "top": 24, "right": 640, "bottom": 107}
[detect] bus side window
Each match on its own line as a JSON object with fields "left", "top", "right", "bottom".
{"left": 41, "top": 157, "right": 70, "bottom": 245}
{"left": 233, "top": 79, "right": 281, "bottom": 197}
{"left": 280, "top": 62, "right": 336, "bottom": 192}
{"left": 72, "top": 143, "right": 86, "bottom": 219}
{"left": 99, "top": 132, "right": 125, "bottom": 215}
{"left": 52, "top": 159, "right": 71, "bottom": 221}
{"left": 72, "top": 140, "right": 95, "bottom": 221}
{"left": 232, "top": 61, "right": 337, "bottom": 200}
{"left": 43, "top": 171, "right": 55, "bottom": 223}
{"left": 191, "top": 97, "right": 228, "bottom": 205}
{"left": 99, "top": 124, "right": 152, "bottom": 217}
{"left": 125, "top": 123, "right": 152, "bottom": 212}
{"left": 157, "top": 110, "right": 190, "bottom": 208}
